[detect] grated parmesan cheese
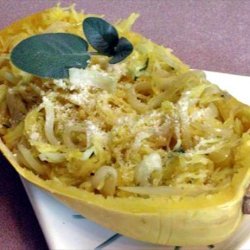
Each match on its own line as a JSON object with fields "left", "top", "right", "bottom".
{"left": 68, "top": 66, "right": 117, "bottom": 93}
{"left": 85, "top": 120, "right": 109, "bottom": 147}
{"left": 30, "top": 131, "right": 40, "bottom": 141}
{"left": 53, "top": 79, "right": 68, "bottom": 89}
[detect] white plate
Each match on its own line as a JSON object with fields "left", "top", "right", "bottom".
{"left": 21, "top": 71, "right": 250, "bottom": 250}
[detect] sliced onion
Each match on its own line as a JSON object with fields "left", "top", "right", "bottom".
{"left": 62, "top": 125, "right": 85, "bottom": 148}
{"left": 82, "top": 146, "right": 95, "bottom": 160}
{"left": 119, "top": 185, "right": 216, "bottom": 196}
{"left": 39, "top": 152, "right": 66, "bottom": 163}
{"left": 43, "top": 97, "right": 59, "bottom": 145}
{"left": 92, "top": 166, "right": 117, "bottom": 196}
{"left": 135, "top": 152, "right": 162, "bottom": 186}
{"left": 17, "top": 144, "right": 47, "bottom": 175}
{"left": 127, "top": 86, "right": 148, "bottom": 113}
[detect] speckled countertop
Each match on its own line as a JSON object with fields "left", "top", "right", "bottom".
{"left": 0, "top": 1, "right": 250, "bottom": 249}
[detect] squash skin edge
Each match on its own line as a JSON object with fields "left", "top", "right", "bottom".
{"left": 1, "top": 8, "right": 250, "bottom": 246}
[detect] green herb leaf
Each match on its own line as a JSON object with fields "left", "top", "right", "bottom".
{"left": 109, "top": 37, "right": 133, "bottom": 64}
{"left": 139, "top": 58, "right": 149, "bottom": 72}
{"left": 83, "top": 17, "right": 119, "bottom": 56}
{"left": 173, "top": 147, "right": 185, "bottom": 153}
{"left": 11, "top": 33, "right": 90, "bottom": 79}
{"left": 134, "top": 58, "right": 149, "bottom": 81}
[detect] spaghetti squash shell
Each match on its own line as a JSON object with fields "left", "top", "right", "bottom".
{"left": 1, "top": 8, "right": 250, "bottom": 246}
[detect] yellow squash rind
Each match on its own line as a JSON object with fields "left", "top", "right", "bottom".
{"left": 1, "top": 7, "right": 250, "bottom": 246}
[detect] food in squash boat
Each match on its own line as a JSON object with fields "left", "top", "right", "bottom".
{"left": 0, "top": 5, "right": 250, "bottom": 246}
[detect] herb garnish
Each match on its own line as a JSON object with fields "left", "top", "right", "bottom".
{"left": 173, "top": 147, "right": 185, "bottom": 154}
{"left": 139, "top": 58, "right": 149, "bottom": 72}
{"left": 83, "top": 17, "right": 133, "bottom": 64}
{"left": 11, "top": 33, "right": 90, "bottom": 79}
{"left": 134, "top": 58, "right": 149, "bottom": 81}
{"left": 83, "top": 17, "right": 119, "bottom": 56}
{"left": 10, "top": 17, "right": 133, "bottom": 79}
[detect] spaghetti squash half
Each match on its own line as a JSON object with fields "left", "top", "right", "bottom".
{"left": 1, "top": 5, "right": 250, "bottom": 246}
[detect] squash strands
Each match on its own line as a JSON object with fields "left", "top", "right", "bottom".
{"left": 1, "top": 5, "right": 250, "bottom": 246}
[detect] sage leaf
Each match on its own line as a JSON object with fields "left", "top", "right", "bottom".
{"left": 109, "top": 37, "right": 133, "bottom": 64}
{"left": 83, "top": 17, "right": 119, "bottom": 56}
{"left": 11, "top": 33, "right": 90, "bottom": 79}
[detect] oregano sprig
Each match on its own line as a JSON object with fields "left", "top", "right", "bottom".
{"left": 10, "top": 17, "right": 133, "bottom": 79}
